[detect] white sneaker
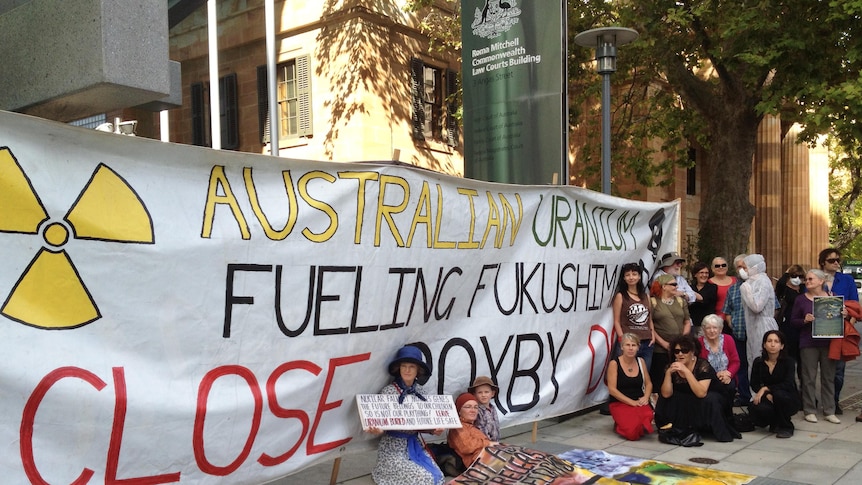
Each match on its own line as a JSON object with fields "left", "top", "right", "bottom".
{"left": 825, "top": 414, "right": 841, "bottom": 424}
{"left": 804, "top": 413, "right": 818, "bottom": 423}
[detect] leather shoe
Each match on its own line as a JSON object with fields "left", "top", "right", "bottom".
{"left": 776, "top": 429, "right": 793, "bottom": 439}
{"left": 855, "top": 413, "right": 862, "bottom": 423}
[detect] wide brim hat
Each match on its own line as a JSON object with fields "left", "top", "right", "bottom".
{"left": 388, "top": 345, "right": 432, "bottom": 385}
{"left": 468, "top": 376, "right": 499, "bottom": 394}
{"left": 659, "top": 251, "right": 685, "bottom": 268}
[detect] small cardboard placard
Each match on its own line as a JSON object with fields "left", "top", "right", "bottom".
{"left": 813, "top": 295, "right": 844, "bottom": 338}
{"left": 356, "top": 394, "right": 462, "bottom": 430}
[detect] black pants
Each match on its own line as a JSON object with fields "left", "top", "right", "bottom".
{"left": 650, "top": 352, "right": 670, "bottom": 390}
{"left": 748, "top": 389, "right": 799, "bottom": 432}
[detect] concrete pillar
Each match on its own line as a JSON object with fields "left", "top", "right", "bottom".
{"left": 781, "top": 124, "right": 812, "bottom": 269}
{"left": 755, "top": 114, "right": 782, "bottom": 279}
{"left": 809, "top": 136, "right": 831, "bottom": 259}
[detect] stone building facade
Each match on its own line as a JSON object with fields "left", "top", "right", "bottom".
{"left": 128, "top": 0, "right": 828, "bottom": 279}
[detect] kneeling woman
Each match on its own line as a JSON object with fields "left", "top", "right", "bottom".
{"left": 749, "top": 330, "right": 801, "bottom": 438}
{"left": 606, "top": 333, "right": 654, "bottom": 440}
{"left": 655, "top": 334, "right": 741, "bottom": 442}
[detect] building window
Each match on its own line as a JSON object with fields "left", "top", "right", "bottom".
{"left": 70, "top": 114, "right": 107, "bottom": 130}
{"left": 422, "top": 63, "right": 442, "bottom": 140}
{"left": 279, "top": 60, "right": 300, "bottom": 137}
{"left": 189, "top": 73, "right": 239, "bottom": 150}
{"left": 220, "top": 74, "right": 239, "bottom": 149}
{"left": 257, "top": 55, "right": 312, "bottom": 144}
{"left": 191, "top": 82, "right": 206, "bottom": 146}
{"left": 411, "top": 58, "right": 458, "bottom": 146}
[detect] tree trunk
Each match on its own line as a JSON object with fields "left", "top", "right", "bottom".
{"left": 697, "top": 111, "right": 760, "bottom": 263}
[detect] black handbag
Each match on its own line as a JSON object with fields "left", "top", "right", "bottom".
{"left": 733, "top": 409, "right": 756, "bottom": 432}
{"left": 658, "top": 426, "right": 703, "bottom": 447}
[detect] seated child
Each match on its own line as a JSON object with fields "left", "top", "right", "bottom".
{"left": 468, "top": 376, "right": 500, "bottom": 441}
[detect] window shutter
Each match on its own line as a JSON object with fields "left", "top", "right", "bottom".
{"left": 296, "top": 55, "right": 313, "bottom": 137}
{"left": 190, "top": 82, "right": 206, "bottom": 146}
{"left": 446, "top": 69, "right": 458, "bottom": 147}
{"left": 257, "top": 65, "right": 271, "bottom": 144}
{"left": 220, "top": 73, "right": 239, "bottom": 150}
{"left": 410, "top": 57, "right": 425, "bottom": 140}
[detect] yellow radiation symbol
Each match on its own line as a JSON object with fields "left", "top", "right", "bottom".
{"left": 0, "top": 147, "right": 154, "bottom": 329}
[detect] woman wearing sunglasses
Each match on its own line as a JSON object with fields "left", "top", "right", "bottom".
{"left": 708, "top": 257, "right": 735, "bottom": 320}
{"left": 655, "top": 334, "right": 742, "bottom": 443}
{"left": 648, "top": 274, "right": 692, "bottom": 390}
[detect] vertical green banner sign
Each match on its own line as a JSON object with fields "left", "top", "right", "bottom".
{"left": 462, "top": 0, "right": 567, "bottom": 185}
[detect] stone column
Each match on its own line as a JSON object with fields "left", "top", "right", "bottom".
{"left": 808, "top": 136, "right": 831, "bottom": 257}
{"left": 755, "top": 114, "right": 782, "bottom": 278}
{"left": 781, "top": 124, "right": 812, "bottom": 269}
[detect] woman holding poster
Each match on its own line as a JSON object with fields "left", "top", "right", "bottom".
{"left": 366, "top": 345, "right": 444, "bottom": 485}
{"left": 791, "top": 269, "right": 847, "bottom": 424}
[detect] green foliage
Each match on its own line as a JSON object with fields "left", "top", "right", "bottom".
{"left": 789, "top": 0, "right": 862, "bottom": 253}
{"left": 403, "top": 0, "right": 461, "bottom": 52}
{"left": 405, "top": 0, "right": 862, "bottom": 257}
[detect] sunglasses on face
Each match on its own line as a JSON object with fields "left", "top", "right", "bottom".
{"left": 826, "top": 258, "right": 841, "bottom": 264}
{"left": 672, "top": 348, "right": 691, "bottom": 354}
{"left": 790, "top": 274, "right": 805, "bottom": 278}
{"left": 714, "top": 263, "right": 728, "bottom": 268}
{"left": 665, "top": 282, "right": 678, "bottom": 286}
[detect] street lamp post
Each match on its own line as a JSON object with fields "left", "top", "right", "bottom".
{"left": 574, "top": 27, "right": 638, "bottom": 195}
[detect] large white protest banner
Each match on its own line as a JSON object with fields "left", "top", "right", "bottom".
{"left": 0, "top": 110, "right": 679, "bottom": 483}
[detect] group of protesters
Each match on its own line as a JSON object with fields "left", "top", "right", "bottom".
{"left": 361, "top": 248, "right": 860, "bottom": 484}
{"left": 607, "top": 247, "right": 859, "bottom": 444}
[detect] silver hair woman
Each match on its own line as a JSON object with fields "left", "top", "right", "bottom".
{"left": 791, "top": 269, "right": 848, "bottom": 424}
{"left": 698, "top": 313, "right": 741, "bottom": 417}
{"left": 699, "top": 314, "right": 740, "bottom": 387}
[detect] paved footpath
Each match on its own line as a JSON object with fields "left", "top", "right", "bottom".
{"left": 270, "top": 358, "right": 862, "bottom": 485}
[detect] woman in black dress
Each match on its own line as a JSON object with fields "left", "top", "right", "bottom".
{"left": 749, "top": 330, "right": 801, "bottom": 438}
{"left": 774, "top": 264, "right": 805, "bottom": 379}
{"left": 655, "top": 334, "right": 741, "bottom": 442}
{"left": 689, "top": 261, "right": 718, "bottom": 335}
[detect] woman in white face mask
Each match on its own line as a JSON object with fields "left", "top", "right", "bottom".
{"left": 775, "top": 264, "right": 806, "bottom": 378}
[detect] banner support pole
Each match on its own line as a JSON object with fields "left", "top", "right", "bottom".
{"left": 330, "top": 457, "right": 341, "bottom": 485}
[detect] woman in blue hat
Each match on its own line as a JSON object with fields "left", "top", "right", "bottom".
{"left": 367, "top": 344, "right": 444, "bottom": 484}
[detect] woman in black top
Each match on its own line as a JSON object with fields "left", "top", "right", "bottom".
{"left": 606, "top": 333, "right": 654, "bottom": 440}
{"left": 655, "top": 334, "right": 741, "bottom": 442}
{"left": 749, "top": 330, "right": 801, "bottom": 438}
{"left": 689, "top": 261, "right": 718, "bottom": 334}
{"left": 774, "top": 264, "right": 805, "bottom": 379}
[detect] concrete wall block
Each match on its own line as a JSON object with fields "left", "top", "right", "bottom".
{"left": 0, "top": 0, "right": 171, "bottom": 121}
